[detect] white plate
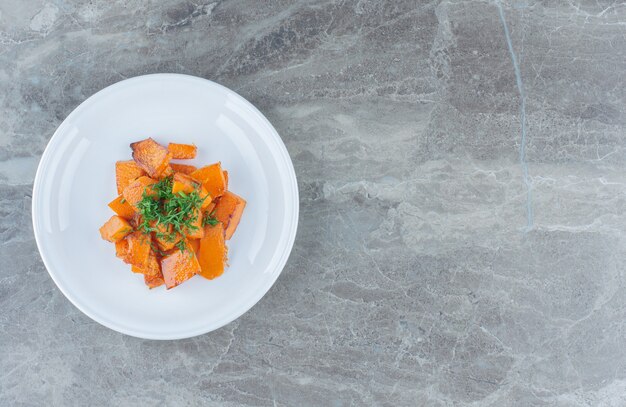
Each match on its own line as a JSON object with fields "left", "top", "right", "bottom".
{"left": 32, "top": 74, "right": 299, "bottom": 340}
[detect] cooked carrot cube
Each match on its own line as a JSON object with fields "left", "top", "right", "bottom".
{"left": 99, "top": 216, "right": 133, "bottom": 242}
{"left": 184, "top": 208, "right": 204, "bottom": 240}
{"left": 198, "top": 185, "right": 212, "bottom": 210}
{"left": 168, "top": 143, "right": 197, "bottom": 159}
{"left": 155, "top": 233, "right": 182, "bottom": 251}
{"left": 144, "top": 273, "right": 165, "bottom": 289}
{"left": 197, "top": 223, "right": 227, "bottom": 280}
{"left": 115, "top": 239, "right": 130, "bottom": 262}
{"left": 159, "top": 165, "right": 174, "bottom": 179}
{"left": 190, "top": 163, "right": 226, "bottom": 199}
{"left": 108, "top": 195, "right": 136, "bottom": 219}
{"left": 125, "top": 231, "right": 152, "bottom": 270}
{"left": 161, "top": 245, "right": 201, "bottom": 289}
{"left": 171, "top": 173, "right": 199, "bottom": 195}
{"left": 129, "top": 212, "right": 144, "bottom": 229}
{"left": 132, "top": 250, "right": 164, "bottom": 289}
{"left": 130, "top": 138, "right": 172, "bottom": 178}
{"left": 131, "top": 265, "right": 143, "bottom": 274}
{"left": 171, "top": 173, "right": 212, "bottom": 210}
{"left": 132, "top": 249, "right": 161, "bottom": 279}
{"left": 188, "top": 238, "right": 200, "bottom": 254}
{"left": 170, "top": 163, "right": 197, "bottom": 175}
{"left": 115, "top": 160, "right": 147, "bottom": 195}
{"left": 122, "top": 176, "right": 157, "bottom": 207}
{"left": 151, "top": 221, "right": 182, "bottom": 251}
{"left": 213, "top": 191, "right": 246, "bottom": 240}
{"left": 204, "top": 201, "right": 216, "bottom": 215}
{"left": 144, "top": 251, "right": 162, "bottom": 278}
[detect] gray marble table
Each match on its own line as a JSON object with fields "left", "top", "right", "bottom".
{"left": 2, "top": 1, "right": 625, "bottom": 406}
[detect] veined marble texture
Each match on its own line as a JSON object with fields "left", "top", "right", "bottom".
{"left": 1, "top": 0, "right": 625, "bottom": 406}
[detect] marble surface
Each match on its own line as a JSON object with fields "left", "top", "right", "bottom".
{"left": 1, "top": 0, "right": 626, "bottom": 405}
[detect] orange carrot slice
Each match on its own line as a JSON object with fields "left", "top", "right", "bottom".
{"left": 122, "top": 176, "right": 157, "bottom": 207}
{"left": 168, "top": 143, "right": 197, "bottom": 159}
{"left": 213, "top": 191, "right": 246, "bottom": 240}
{"left": 190, "top": 163, "right": 226, "bottom": 199}
{"left": 99, "top": 216, "right": 133, "bottom": 242}
{"left": 108, "top": 195, "right": 136, "bottom": 219}
{"left": 115, "top": 160, "right": 146, "bottom": 195}
{"left": 197, "top": 223, "right": 227, "bottom": 280}
{"left": 161, "top": 245, "right": 201, "bottom": 289}
{"left": 131, "top": 138, "right": 172, "bottom": 178}
{"left": 170, "top": 163, "right": 197, "bottom": 175}
{"left": 125, "top": 231, "right": 152, "bottom": 270}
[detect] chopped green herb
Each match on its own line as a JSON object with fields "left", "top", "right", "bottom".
{"left": 135, "top": 176, "right": 204, "bottom": 252}
{"left": 175, "top": 239, "right": 187, "bottom": 252}
{"left": 202, "top": 212, "right": 219, "bottom": 226}
{"left": 120, "top": 198, "right": 126, "bottom": 204}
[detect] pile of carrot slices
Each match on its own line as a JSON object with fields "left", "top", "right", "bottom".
{"left": 99, "top": 138, "right": 246, "bottom": 289}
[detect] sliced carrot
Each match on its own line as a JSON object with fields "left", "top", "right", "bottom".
{"left": 198, "top": 185, "right": 212, "bottom": 210}
{"left": 190, "top": 163, "right": 226, "bottom": 199}
{"left": 159, "top": 165, "right": 174, "bottom": 179}
{"left": 137, "top": 250, "right": 165, "bottom": 289}
{"left": 171, "top": 173, "right": 199, "bottom": 195}
{"left": 131, "top": 138, "right": 172, "bottom": 178}
{"left": 151, "top": 221, "right": 182, "bottom": 252}
{"left": 161, "top": 245, "right": 201, "bottom": 289}
{"left": 170, "top": 163, "right": 197, "bottom": 175}
{"left": 115, "top": 239, "right": 130, "bottom": 262}
{"left": 204, "top": 201, "right": 216, "bottom": 215}
{"left": 168, "top": 143, "right": 197, "bottom": 159}
{"left": 213, "top": 191, "right": 246, "bottom": 240}
{"left": 197, "top": 223, "right": 227, "bottom": 280}
{"left": 115, "top": 160, "right": 146, "bottom": 195}
{"left": 171, "top": 173, "right": 212, "bottom": 210}
{"left": 184, "top": 208, "right": 204, "bottom": 240}
{"left": 125, "top": 231, "right": 152, "bottom": 270}
{"left": 122, "top": 176, "right": 157, "bottom": 207}
{"left": 144, "top": 273, "right": 165, "bottom": 289}
{"left": 222, "top": 170, "right": 229, "bottom": 190}
{"left": 133, "top": 251, "right": 161, "bottom": 277}
{"left": 131, "top": 265, "right": 144, "bottom": 274}
{"left": 108, "top": 195, "right": 136, "bottom": 219}
{"left": 188, "top": 238, "right": 200, "bottom": 254}
{"left": 99, "top": 216, "right": 133, "bottom": 242}
{"left": 129, "top": 212, "right": 144, "bottom": 229}
{"left": 155, "top": 233, "right": 182, "bottom": 252}
{"left": 143, "top": 251, "right": 162, "bottom": 278}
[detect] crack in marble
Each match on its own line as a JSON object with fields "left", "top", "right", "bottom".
{"left": 495, "top": 0, "right": 534, "bottom": 231}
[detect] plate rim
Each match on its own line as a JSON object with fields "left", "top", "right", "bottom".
{"left": 31, "top": 73, "right": 299, "bottom": 340}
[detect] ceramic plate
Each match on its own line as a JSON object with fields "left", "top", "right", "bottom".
{"left": 32, "top": 74, "right": 299, "bottom": 340}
